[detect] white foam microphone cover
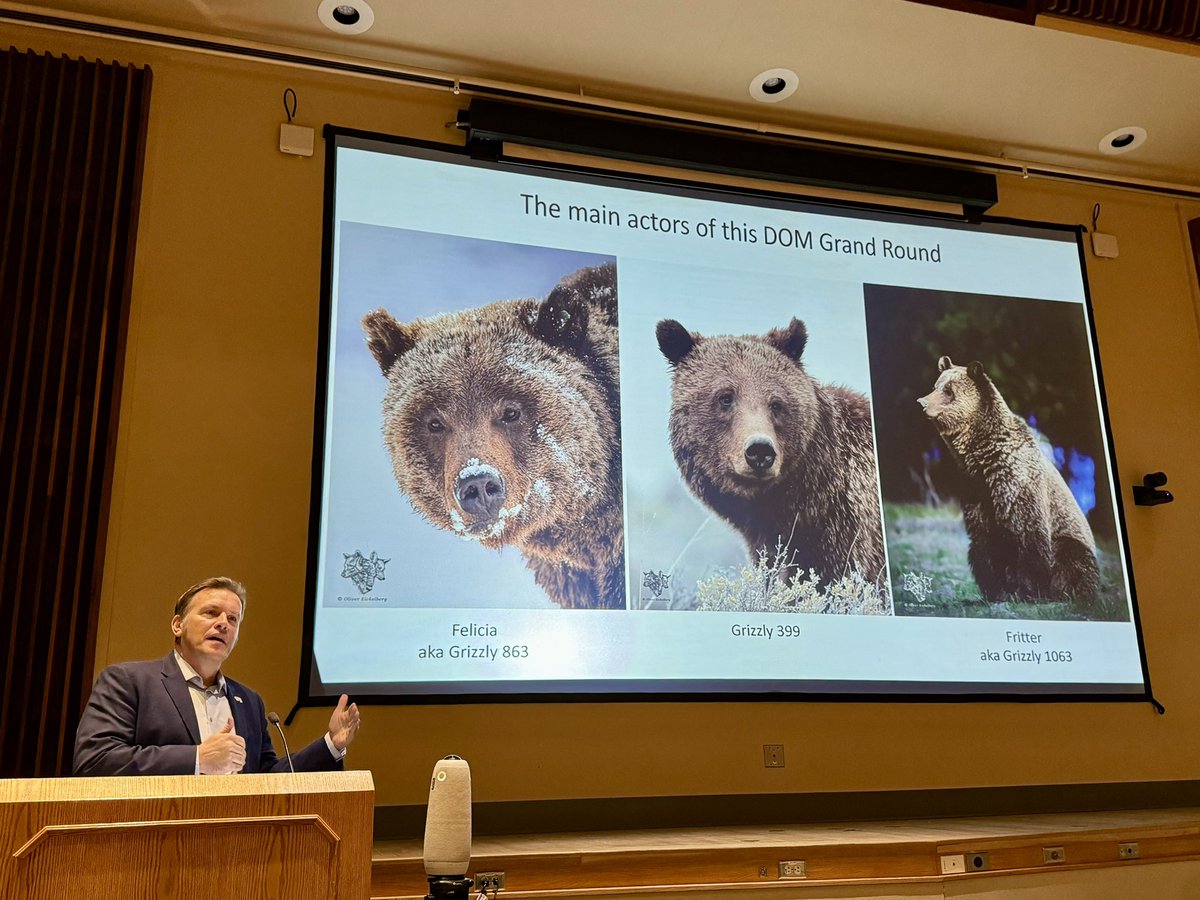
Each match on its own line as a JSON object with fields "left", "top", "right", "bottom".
{"left": 422, "top": 756, "right": 472, "bottom": 876}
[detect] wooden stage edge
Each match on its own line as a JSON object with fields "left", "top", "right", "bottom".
{"left": 371, "top": 807, "right": 1200, "bottom": 898}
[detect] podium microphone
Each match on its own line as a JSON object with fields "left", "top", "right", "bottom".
{"left": 423, "top": 755, "right": 472, "bottom": 900}
{"left": 267, "top": 712, "right": 295, "bottom": 773}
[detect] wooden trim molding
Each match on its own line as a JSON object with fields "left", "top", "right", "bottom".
{"left": 372, "top": 808, "right": 1200, "bottom": 897}
{"left": 12, "top": 812, "right": 340, "bottom": 857}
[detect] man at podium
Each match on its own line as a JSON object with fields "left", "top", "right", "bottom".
{"left": 73, "top": 576, "right": 361, "bottom": 776}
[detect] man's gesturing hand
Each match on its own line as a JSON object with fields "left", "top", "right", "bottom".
{"left": 198, "top": 717, "right": 246, "bottom": 774}
{"left": 328, "top": 695, "right": 361, "bottom": 751}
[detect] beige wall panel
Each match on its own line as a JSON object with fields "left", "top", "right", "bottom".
{"left": 4, "top": 20, "right": 1200, "bottom": 808}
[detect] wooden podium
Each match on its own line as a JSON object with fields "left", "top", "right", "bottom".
{"left": 0, "top": 770, "right": 374, "bottom": 900}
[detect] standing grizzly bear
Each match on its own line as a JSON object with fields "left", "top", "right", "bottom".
{"left": 918, "top": 355, "right": 1099, "bottom": 603}
{"left": 361, "top": 262, "right": 625, "bottom": 610}
{"left": 656, "top": 317, "right": 886, "bottom": 588}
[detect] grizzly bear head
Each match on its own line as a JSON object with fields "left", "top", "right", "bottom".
{"left": 656, "top": 318, "right": 820, "bottom": 498}
{"left": 361, "top": 268, "right": 619, "bottom": 551}
{"left": 917, "top": 355, "right": 1001, "bottom": 442}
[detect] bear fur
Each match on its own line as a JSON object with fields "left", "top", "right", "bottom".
{"left": 918, "top": 355, "right": 1099, "bottom": 604}
{"left": 361, "top": 261, "right": 625, "bottom": 610}
{"left": 657, "top": 317, "right": 886, "bottom": 588}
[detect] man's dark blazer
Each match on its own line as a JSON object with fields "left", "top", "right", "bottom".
{"left": 73, "top": 653, "right": 341, "bottom": 776}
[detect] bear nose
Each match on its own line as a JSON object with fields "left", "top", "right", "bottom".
{"left": 744, "top": 439, "right": 777, "bottom": 472}
{"left": 456, "top": 472, "right": 507, "bottom": 519}
{"left": 917, "top": 396, "right": 927, "bottom": 410}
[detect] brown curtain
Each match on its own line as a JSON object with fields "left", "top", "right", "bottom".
{"left": 0, "top": 47, "right": 151, "bottom": 777}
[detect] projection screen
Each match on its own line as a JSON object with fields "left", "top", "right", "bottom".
{"left": 300, "top": 127, "right": 1150, "bottom": 703}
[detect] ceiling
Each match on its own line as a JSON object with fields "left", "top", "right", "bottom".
{"left": 6, "top": 0, "right": 1200, "bottom": 189}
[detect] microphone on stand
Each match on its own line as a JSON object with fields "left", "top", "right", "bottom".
{"left": 267, "top": 712, "right": 295, "bottom": 773}
{"left": 423, "top": 756, "right": 472, "bottom": 900}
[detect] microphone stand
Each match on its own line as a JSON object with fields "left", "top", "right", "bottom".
{"left": 267, "top": 712, "right": 295, "bottom": 773}
{"left": 425, "top": 876, "right": 473, "bottom": 900}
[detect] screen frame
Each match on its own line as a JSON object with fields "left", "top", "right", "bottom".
{"left": 295, "top": 124, "right": 1153, "bottom": 712}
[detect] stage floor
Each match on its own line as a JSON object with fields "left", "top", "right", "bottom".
{"left": 373, "top": 806, "right": 1200, "bottom": 898}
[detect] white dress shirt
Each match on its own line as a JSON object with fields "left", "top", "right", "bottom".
{"left": 173, "top": 651, "right": 344, "bottom": 773}
{"left": 174, "top": 651, "right": 234, "bottom": 775}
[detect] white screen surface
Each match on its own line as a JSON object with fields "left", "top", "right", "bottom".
{"left": 302, "top": 131, "right": 1148, "bottom": 701}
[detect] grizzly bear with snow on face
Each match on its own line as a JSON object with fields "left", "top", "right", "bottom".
{"left": 918, "top": 355, "right": 1099, "bottom": 604}
{"left": 657, "top": 317, "right": 886, "bottom": 588}
{"left": 361, "top": 261, "right": 625, "bottom": 610}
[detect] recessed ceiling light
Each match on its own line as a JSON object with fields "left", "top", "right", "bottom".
{"left": 318, "top": 0, "right": 374, "bottom": 35}
{"left": 1098, "top": 126, "right": 1147, "bottom": 155}
{"left": 749, "top": 68, "right": 799, "bottom": 103}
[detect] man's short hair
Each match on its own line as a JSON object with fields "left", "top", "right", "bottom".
{"left": 173, "top": 576, "right": 247, "bottom": 618}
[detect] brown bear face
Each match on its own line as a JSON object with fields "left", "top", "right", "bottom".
{"left": 657, "top": 318, "right": 818, "bottom": 499}
{"left": 918, "top": 355, "right": 993, "bottom": 442}
{"left": 363, "top": 297, "right": 615, "bottom": 549}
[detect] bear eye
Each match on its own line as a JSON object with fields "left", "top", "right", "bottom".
{"left": 500, "top": 406, "right": 521, "bottom": 423}
{"left": 428, "top": 417, "right": 445, "bottom": 433}
{"left": 716, "top": 391, "right": 735, "bottom": 410}
{"left": 942, "top": 384, "right": 954, "bottom": 397}
{"left": 769, "top": 400, "right": 785, "bottom": 416}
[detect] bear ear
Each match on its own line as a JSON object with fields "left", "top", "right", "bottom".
{"left": 362, "top": 309, "right": 416, "bottom": 374}
{"left": 766, "top": 318, "right": 808, "bottom": 363}
{"left": 534, "top": 285, "right": 591, "bottom": 347}
{"left": 937, "top": 355, "right": 954, "bottom": 372}
{"left": 656, "top": 319, "right": 698, "bottom": 366}
{"left": 558, "top": 261, "right": 618, "bottom": 327}
{"left": 966, "top": 361, "right": 996, "bottom": 407}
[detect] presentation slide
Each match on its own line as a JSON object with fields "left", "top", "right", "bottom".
{"left": 303, "top": 129, "right": 1147, "bottom": 700}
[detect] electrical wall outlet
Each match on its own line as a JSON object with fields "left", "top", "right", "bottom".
{"left": 1043, "top": 846, "right": 1066, "bottom": 864}
{"left": 939, "top": 854, "right": 966, "bottom": 874}
{"left": 1119, "top": 842, "right": 1140, "bottom": 859}
{"left": 763, "top": 744, "right": 785, "bottom": 767}
{"left": 778, "top": 859, "right": 806, "bottom": 878}
{"left": 473, "top": 872, "right": 506, "bottom": 891}
{"left": 967, "top": 852, "right": 990, "bottom": 871}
